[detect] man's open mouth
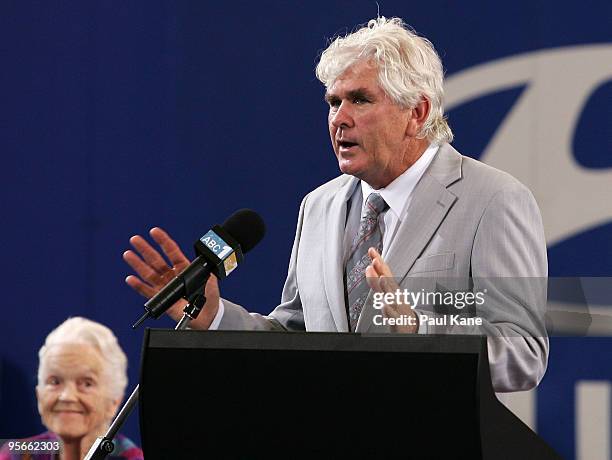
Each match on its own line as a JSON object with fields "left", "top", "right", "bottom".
{"left": 338, "top": 140, "right": 358, "bottom": 150}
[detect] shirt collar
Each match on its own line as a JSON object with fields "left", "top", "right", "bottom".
{"left": 360, "top": 143, "right": 440, "bottom": 219}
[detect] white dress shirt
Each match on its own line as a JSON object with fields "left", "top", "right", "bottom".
{"left": 344, "top": 143, "right": 439, "bottom": 257}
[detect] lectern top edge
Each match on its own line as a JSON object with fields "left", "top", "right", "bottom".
{"left": 144, "top": 328, "right": 486, "bottom": 354}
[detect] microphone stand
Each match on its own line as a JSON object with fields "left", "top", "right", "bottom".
{"left": 84, "top": 290, "right": 207, "bottom": 460}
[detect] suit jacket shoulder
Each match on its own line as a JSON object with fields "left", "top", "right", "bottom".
{"left": 456, "top": 152, "right": 537, "bottom": 201}
{"left": 300, "top": 174, "right": 356, "bottom": 211}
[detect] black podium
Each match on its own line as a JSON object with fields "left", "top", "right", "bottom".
{"left": 139, "top": 330, "right": 559, "bottom": 459}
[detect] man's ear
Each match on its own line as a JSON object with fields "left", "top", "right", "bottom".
{"left": 405, "top": 97, "right": 430, "bottom": 138}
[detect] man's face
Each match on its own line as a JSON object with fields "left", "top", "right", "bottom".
{"left": 36, "top": 343, "right": 119, "bottom": 442}
{"left": 326, "top": 59, "right": 415, "bottom": 189}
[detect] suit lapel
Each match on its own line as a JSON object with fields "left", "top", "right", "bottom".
{"left": 323, "top": 176, "right": 359, "bottom": 332}
{"left": 385, "top": 177, "right": 457, "bottom": 281}
{"left": 358, "top": 144, "right": 463, "bottom": 332}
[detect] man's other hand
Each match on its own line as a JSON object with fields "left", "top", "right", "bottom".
{"left": 123, "top": 227, "right": 220, "bottom": 329}
{"left": 366, "top": 247, "right": 418, "bottom": 334}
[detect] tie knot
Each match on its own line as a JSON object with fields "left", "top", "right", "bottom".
{"left": 363, "top": 193, "right": 388, "bottom": 218}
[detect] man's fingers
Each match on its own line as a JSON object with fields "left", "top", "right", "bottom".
{"left": 129, "top": 234, "right": 171, "bottom": 275}
{"left": 204, "top": 274, "right": 220, "bottom": 298}
{"left": 368, "top": 247, "right": 393, "bottom": 277}
{"left": 123, "top": 249, "right": 164, "bottom": 286}
{"left": 150, "top": 227, "right": 190, "bottom": 268}
{"left": 366, "top": 248, "right": 385, "bottom": 291}
{"left": 366, "top": 265, "right": 382, "bottom": 292}
{"left": 382, "top": 304, "right": 399, "bottom": 319}
{"left": 380, "top": 276, "right": 399, "bottom": 293}
{"left": 367, "top": 247, "right": 381, "bottom": 274}
{"left": 382, "top": 303, "right": 418, "bottom": 334}
{"left": 373, "top": 259, "right": 393, "bottom": 278}
{"left": 366, "top": 248, "right": 399, "bottom": 294}
{"left": 125, "top": 274, "right": 156, "bottom": 299}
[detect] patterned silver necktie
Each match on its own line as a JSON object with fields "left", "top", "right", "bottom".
{"left": 346, "top": 192, "right": 388, "bottom": 331}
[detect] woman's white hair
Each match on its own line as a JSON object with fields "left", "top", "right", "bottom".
{"left": 37, "top": 317, "right": 128, "bottom": 402}
{"left": 316, "top": 16, "right": 453, "bottom": 144}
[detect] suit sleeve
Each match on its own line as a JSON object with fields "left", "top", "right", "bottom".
{"left": 216, "top": 195, "right": 308, "bottom": 331}
{"left": 471, "top": 181, "right": 549, "bottom": 392}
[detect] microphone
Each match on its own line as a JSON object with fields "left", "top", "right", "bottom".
{"left": 132, "top": 209, "right": 265, "bottom": 328}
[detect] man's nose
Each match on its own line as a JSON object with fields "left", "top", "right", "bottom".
{"left": 330, "top": 102, "right": 354, "bottom": 129}
{"left": 58, "top": 383, "right": 78, "bottom": 401}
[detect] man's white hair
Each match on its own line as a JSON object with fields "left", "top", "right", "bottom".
{"left": 37, "top": 317, "right": 128, "bottom": 401}
{"left": 316, "top": 17, "right": 453, "bottom": 144}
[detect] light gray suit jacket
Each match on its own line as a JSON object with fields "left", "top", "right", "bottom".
{"left": 219, "top": 144, "right": 549, "bottom": 392}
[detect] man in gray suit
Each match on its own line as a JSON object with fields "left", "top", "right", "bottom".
{"left": 124, "top": 17, "right": 548, "bottom": 392}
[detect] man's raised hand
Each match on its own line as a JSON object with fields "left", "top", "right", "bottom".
{"left": 123, "top": 227, "right": 220, "bottom": 329}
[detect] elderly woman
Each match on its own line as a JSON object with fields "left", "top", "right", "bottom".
{"left": 0, "top": 317, "right": 143, "bottom": 460}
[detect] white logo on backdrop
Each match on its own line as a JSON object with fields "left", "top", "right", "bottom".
{"left": 445, "top": 45, "right": 612, "bottom": 246}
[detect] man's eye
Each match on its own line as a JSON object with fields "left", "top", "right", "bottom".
{"left": 353, "top": 97, "right": 369, "bottom": 104}
{"left": 47, "top": 376, "right": 60, "bottom": 386}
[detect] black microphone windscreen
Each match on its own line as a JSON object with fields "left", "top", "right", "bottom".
{"left": 222, "top": 209, "right": 266, "bottom": 254}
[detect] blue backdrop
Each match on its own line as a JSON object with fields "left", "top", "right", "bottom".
{"left": 1, "top": 2, "right": 610, "bottom": 459}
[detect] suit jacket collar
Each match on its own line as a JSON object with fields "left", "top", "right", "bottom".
{"left": 425, "top": 143, "right": 463, "bottom": 188}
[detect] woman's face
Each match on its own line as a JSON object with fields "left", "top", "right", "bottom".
{"left": 36, "top": 343, "right": 119, "bottom": 441}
